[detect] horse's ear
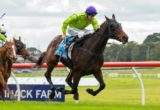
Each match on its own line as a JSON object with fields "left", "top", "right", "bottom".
{"left": 112, "top": 14, "right": 116, "bottom": 20}
{"left": 105, "top": 15, "right": 110, "bottom": 22}
{"left": 19, "top": 36, "right": 21, "bottom": 41}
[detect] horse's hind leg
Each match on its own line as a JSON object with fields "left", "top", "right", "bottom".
{"left": 86, "top": 70, "right": 105, "bottom": 96}
{"left": 44, "top": 56, "right": 59, "bottom": 99}
{"left": 65, "top": 70, "right": 73, "bottom": 87}
{"left": 71, "top": 71, "right": 81, "bottom": 100}
{"left": 64, "top": 70, "right": 73, "bottom": 94}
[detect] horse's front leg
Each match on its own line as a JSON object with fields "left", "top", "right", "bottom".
{"left": 64, "top": 71, "right": 81, "bottom": 100}
{"left": 0, "top": 84, "right": 5, "bottom": 101}
{"left": 86, "top": 70, "right": 105, "bottom": 96}
{"left": 71, "top": 72, "right": 81, "bottom": 100}
{"left": 0, "top": 72, "right": 16, "bottom": 100}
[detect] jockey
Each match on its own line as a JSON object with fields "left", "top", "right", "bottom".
{"left": 0, "top": 24, "right": 7, "bottom": 47}
{"left": 55, "top": 6, "right": 99, "bottom": 59}
{"left": 61, "top": 6, "right": 99, "bottom": 45}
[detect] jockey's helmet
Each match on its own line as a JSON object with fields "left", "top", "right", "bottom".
{"left": 85, "top": 6, "right": 97, "bottom": 16}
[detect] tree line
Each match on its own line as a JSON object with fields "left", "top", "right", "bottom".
{"left": 104, "top": 33, "right": 160, "bottom": 61}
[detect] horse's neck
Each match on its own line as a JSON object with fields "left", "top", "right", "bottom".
{"left": 0, "top": 47, "right": 12, "bottom": 74}
{"left": 84, "top": 22, "right": 109, "bottom": 53}
{"left": 0, "top": 48, "right": 7, "bottom": 62}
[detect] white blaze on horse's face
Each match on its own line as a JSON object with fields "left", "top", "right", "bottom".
{"left": 10, "top": 38, "right": 17, "bottom": 59}
{"left": 12, "top": 44, "right": 16, "bottom": 58}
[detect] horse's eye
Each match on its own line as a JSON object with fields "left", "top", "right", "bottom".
{"left": 110, "top": 24, "right": 115, "bottom": 30}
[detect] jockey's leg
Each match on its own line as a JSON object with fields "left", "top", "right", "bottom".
{"left": 77, "top": 29, "right": 94, "bottom": 41}
{"left": 63, "top": 35, "right": 76, "bottom": 49}
{"left": 68, "top": 27, "right": 80, "bottom": 37}
{"left": 64, "top": 27, "right": 81, "bottom": 49}
{"left": 74, "top": 29, "right": 94, "bottom": 43}
{"left": 64, "top": 27, "right": 93, "bottom": 49}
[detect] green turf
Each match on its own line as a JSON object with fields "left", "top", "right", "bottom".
{"left": 1, "top": 68, "right": 160, "bottom": 110}
{"left": 0, "top": 101, "right": 160, "bottom": 110}
{"left": 1, "top": 77, "right": 160, "bottom": 110}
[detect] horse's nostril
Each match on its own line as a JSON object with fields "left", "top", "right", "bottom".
{"left": 123, "top": 36, "right": 128, "bottom": 42}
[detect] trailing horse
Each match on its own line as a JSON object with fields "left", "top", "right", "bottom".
{"left": 12, "top": 37, "right": 29, "bottom": 59}
{"left": 0, "top": 42, "right": 16, "bottom": 100}
{"left": 0, "top": 37, "right": 29, "bottom": 101}
{"left": 35, "top": 14, "right": 128, "bottom": 101}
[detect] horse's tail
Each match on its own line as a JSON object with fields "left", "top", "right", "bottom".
{"left": 34, "top": 51, "right": 47, "bottom": 69}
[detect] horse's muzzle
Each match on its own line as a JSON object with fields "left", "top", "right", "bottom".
{"left": 122, "top": 36, "right": 128, "bottom": 44}
{"left": 10, "top": 57, "right": 17, "bottom": 62}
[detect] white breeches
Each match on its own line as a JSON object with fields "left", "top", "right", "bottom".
{"left": 68, "top": 27, "right": 94, "bottom": 38}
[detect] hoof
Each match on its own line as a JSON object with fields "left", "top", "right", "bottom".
{"left": 86, "top": 88, "right": 96, "bottom": 96}
{"left": 86, "top": 88, "right": 93, "bottom": 94}
{"left": 10, "top": 94, "right": 17, "bottom": 101}
{"left": 73, "top": 92, "right": 79, "bottom": 100}
{"left": 49, "top": 90, "right": 55, "bottom": 99}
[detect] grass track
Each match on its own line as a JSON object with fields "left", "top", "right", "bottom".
{"left": 1, "top": 101, "right": 160, "bottom": 110}
{"left": 1, "top": 68, "right": 160, "bottom": 110}
{"left": 1, "top": 77, "right": 160, "bottom": 110}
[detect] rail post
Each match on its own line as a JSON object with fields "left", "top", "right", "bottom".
{"left": 11, "top": 72, "right": 21, "bottom": 101}
{"left": 132, "top": 67, "right": 145, "bottom": 106}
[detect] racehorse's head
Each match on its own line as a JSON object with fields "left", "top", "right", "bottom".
{"left": 105, "top": 14, "right": 128, "bottom": 44}
{"left": 12, "top": 37, "right": 29, "bottom": 59}
{"left": 4, "top": 42, "right": 16, "bottom": 61}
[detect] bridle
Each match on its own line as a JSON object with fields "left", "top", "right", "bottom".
{"left": 14, "top": 39, "right": 26, "bottom": 54}
{"left": 3, "top": 42, "right": 16, "bottom": 61}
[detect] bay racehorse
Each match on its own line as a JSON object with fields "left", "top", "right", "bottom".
{"left": 0, "top": 37, "right": 29, "bottom": 100}
{"left": 12, "top": 37, "right": 29, "bottom": 59}
{"left": 35, "top": 14, "right": 128, "bottom": 101}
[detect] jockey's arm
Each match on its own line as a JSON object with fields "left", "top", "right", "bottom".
{"left": 0, "top": 33, "right": 7, "bottom": 42}
{"left": 62, "top": 14, "right": 78, "bottom": 36}
{"left": 92, "top": 18, "right": 99, "bottom": 31}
